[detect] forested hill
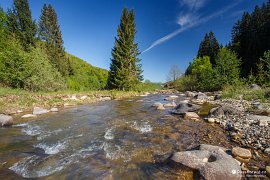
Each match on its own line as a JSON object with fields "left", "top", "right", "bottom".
{"left": 67, "top": 54, "right": 108, "bottom": 91}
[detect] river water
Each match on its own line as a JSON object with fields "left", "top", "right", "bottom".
{"left": 0, "top": 94, "right": 231, "bottom": 179}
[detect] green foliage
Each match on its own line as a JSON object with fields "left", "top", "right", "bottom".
{"left": 214, "top": 48, "right": 241, "bottom": 86}
{"left": 134, "top": 80, "right": 162, "bottom": 92}
{"left": 6, "top": 0, "right": 36, "bottom": 49}
{"left": 189, "top": 56, "right": 212, "bottom": 75}
{"left": 107, "top": 8, "right": 143, "bottom": 91}
{"left": 259, "top": 50, "right": 270, "bottom": 85}
{"left": 67, "top": 54, "right": 108, "bottom": 91}
{"left": 23, "top": 45, "right": 66, "bottom": 91}
{"left": 197, "top": 31, "right": 220, "bottom": 65}
{"left": 230, "top": 1, "right": 270, "bottom": 77}
{"left": 174, "top": 75, "right": 198, "bottom": 91}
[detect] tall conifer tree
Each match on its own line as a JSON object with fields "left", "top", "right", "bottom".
{"left": 197, "top": 31, "right": 220, "bottom": 65}
{"left": 6, "top": 0, "right": 36, "bottom": 49}
{"left": 107, "top": 8, "right": 143, "bottom": 90}
{"left": 38, "top": 4, "right": 70, "bottom": 76}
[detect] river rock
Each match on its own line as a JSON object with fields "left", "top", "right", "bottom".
{"left": 266, "top": 166, "right": 270, "bottom": 177}
{"left": 164, "top": 95, "right": 178, "bottom": 101}
{"left": 152, "top": 102, "right": 162, "bottom": 107}
{"left": 193, "top": 92, "right": 208, "bottom": 100}
{"left": 185, "top": 91, "right": 195, "bottom": 97}
{"left": 209, "top": 105, "right": 240, "bottom": 117}
{"left": 248, "top": 115, "right": 270, "bottom": 127}
{"left": 100, "top": 97, "right": 111, "bottom": 101}
{"left": 207, "top": 118, "right": 215, "bottom": 123}
{"left": 0, "top": 114, "right": 13, "bottom": 126}
{"left": 184, "top": 112, "right": 200, "bottom": 121}
{"left": 80, "top": 95, "right": 88, "bottom": 100}
{"left": 157, "top": 104, "right": 165, "bottom": 110}
{"left": 232, "top": 147, "right": 252, "bottom": 159}
{"left": 50, "top": 107, "right": 59, "bottom": 112}
{"left": 171, "top": 103, "right": 201, "bottom": 115}
{"left": 21, "top": 114, "right": 37, "bottom": 118}
{"left": 249, "top": 84, "right": 261, "bottom": 90}
{"left": 171, "top": 144, "right": 241, "bottom": 180}
{"left": 33, "top": 107, "right": 50, "bottom": 115}
{"left": 164, "top": 102, "right": 176, "bottom": 107}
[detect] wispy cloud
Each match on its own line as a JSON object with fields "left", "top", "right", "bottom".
{"left": 142, "top": 1, "right": 241, "bottom": 53}
{"left": 179, "top": 0, "right": 207, "bottom": 11}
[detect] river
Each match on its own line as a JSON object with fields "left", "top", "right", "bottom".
{"left": 0, "top": 94, "right": 232, "bottom": 179}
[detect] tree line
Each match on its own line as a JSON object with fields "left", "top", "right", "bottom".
{"left": 173, "top": 0, "right": 270, "bottom": 91}
{"left": 0, "top": 0, "right": 146, "bottom": 92}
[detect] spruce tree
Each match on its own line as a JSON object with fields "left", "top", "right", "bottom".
{"left": 197, "top": 31, "right": 220, "bottom": 65}
{"left": 38, "top": 4, "right": 70, "bottom": 76}
{"left": 107, "top": 8, "right": 143, "bottom": 90}
{"left": 7, "top": 0, "right": 36, "bottom": 49}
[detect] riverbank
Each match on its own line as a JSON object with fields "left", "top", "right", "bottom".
{"left": 0, "top": 87, "right": 149, "bottom": 116}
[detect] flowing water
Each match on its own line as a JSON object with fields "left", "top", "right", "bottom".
{"left": 0, "top": 94, "right": 232, "bottom": 179}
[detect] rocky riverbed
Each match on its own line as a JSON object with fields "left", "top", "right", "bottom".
{"left": 0, "top": 90, "right": 270, "bottom": 179}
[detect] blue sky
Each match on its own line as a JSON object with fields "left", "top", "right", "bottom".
{"left": 0, "top": 0, "right": 266, "bottom": 82}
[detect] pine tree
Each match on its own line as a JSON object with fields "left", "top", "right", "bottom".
{"left": 6, "top": 0, "right": 36, "bottom": 49}
{"left": 197, "top": 31, "right": 220, "bottom": 65}
{"left": 107, "top": 8, "right": 143, "bottom": 90}
{"left": 38, "top": 4, "right": 70, "bottom": 76}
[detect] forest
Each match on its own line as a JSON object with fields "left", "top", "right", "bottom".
{"left": 173, "top": 0, "right": 270, "bottom": 93}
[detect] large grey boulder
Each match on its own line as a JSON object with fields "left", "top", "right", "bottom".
{"left": 0, "top": 114, "right": 13, "bottom": 126}
{"left": 33, "top": 107, "right": 50, "bottom": 115}
{"left": 209, "top": 105, "right": 240, "bottom": 117}
{"left": 171, "top": 103, "right": 201, "bottom": 115}
{"left": 193, "top": 92, "right": 208, "bottom": 100}
{"left": 171, "top": 144, "right": 242, "bottom": 180}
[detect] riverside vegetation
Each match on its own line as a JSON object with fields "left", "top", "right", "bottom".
{"left": 0, "top": 0, "right": 270, "bottom": 179}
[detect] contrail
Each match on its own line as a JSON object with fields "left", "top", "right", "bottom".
{"left": 142, "top": 1, "right": 241, "bottom": 54}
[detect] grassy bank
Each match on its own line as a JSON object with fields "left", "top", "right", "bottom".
{"left": 0, "top": 87, "right": 146, "bottom": 115}
{"left": 221, "top": 85, "right": 270, "bottom": 102}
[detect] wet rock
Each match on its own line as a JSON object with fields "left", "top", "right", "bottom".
{"left": 171, "top": 144, "right": 241, "bottom": 180}
{"left": 193, "top": 92, "right": 208, "bottom": 100}
{"left": 0, "top": 114, "right": 13, "bottom": 126}
{"left": 50, "top": 107, "right": 59, "bottom": 112}
{"left": 21, "top": 114, "right": 37, "bottom": 118}
{"left": 152, "top": 102, "right": 162, "bottom": 107}
{"left": 185, "top": 91, "right": 195, "bottom": 97}
{"left": 207, "top": 118, "right": 215, "bottom": 123}
{"left": 164, "top": 102, "right": 176, "bottom": 107}
{"left": 157, "top": 104, "right": 165, "bottom": 110}
{"left": 184, "top": 112, "right": 200, "bottom": 121}
{"left": 33, "top": 107, "right": 50, "bottom": 115}
{"left": 171, "top": 103, "right": 201, "bottom": 115}
{"left": 164, "top": 95, "right": 178, "bottom": 101}
{"left": 249, "top": 84, "right": 261, "bottom": 90}
{"left": 232, "top": 147, "right": 252, "bottom": 159}
{"left": 100, "top": 97, "right": 111, "bottom": 101}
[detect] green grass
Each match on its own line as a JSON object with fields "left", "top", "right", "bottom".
{"left": 221, "top": 85, "right": 270, "bottom": 102}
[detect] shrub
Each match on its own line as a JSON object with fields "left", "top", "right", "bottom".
{"left": 23, "top": 46, "right": 66, "bottom": 91}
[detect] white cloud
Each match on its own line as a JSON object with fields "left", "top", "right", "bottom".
{"left": 177, "top": 13, "right": 200, "bottom": 26}
{"left": 142, "top": 1, "right": 241, "bottom": 53}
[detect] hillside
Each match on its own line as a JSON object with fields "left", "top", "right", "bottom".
{"left": 67, "top": 54, "right": 108, "bottom": 90}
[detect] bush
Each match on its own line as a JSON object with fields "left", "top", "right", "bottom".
{"left": 23, "top": 46, "right": 66, "bottom": 91}
{"left": 214, "top": 48, "right": 241, "bottom": 86}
